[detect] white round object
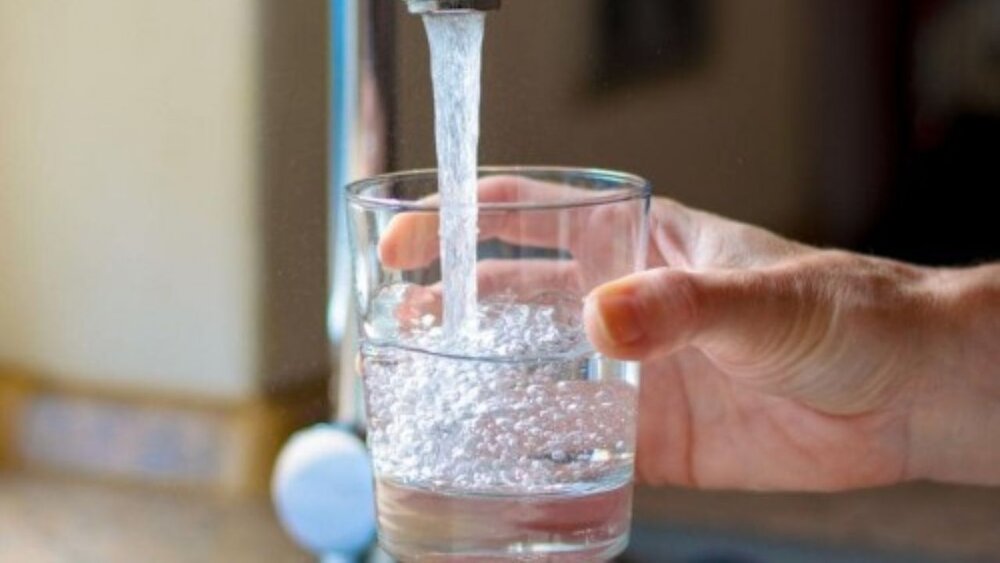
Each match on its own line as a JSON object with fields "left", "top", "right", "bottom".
{"left": 272, "top": 424, "right": 376, "bottom": 556}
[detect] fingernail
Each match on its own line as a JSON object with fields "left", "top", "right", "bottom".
{"left": 586, "top": 286, "right": 645, "bottom": 346}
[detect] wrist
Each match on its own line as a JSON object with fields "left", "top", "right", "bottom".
{"left": 907, "top": 265, "right": 1000, "bottom": 485}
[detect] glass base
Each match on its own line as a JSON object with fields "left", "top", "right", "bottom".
{"left": 381, "top": 532, "right": 629, "bottom": 562}
{"left": 375, "top": 478, "right": 632, "bottom": 562}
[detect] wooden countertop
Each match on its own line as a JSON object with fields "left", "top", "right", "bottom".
{"left": 0, "top": 472, "right": 310, "bottom": 563}
{"left": 2, "top": 471, "right": 997, "bottom": 562}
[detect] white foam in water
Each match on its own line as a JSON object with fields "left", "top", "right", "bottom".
{"left": 423, "top": 13, "right": 485, "bottom": 337}
{"left": 363, "top": 292, "right": 638, "bottom": 495}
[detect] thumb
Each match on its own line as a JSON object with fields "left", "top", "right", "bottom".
{"left": 583, "top": 267, "right": 812, "bottom": 363}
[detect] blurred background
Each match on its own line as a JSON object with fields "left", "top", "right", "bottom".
{"left": 1, "top": 0, "right": 998, "bottom": 561}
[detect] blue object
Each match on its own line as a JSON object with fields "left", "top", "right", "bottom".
{"left": 327, "top": 0, "right": 357, "bottom": 347}
{"left": 272, "top": 424, "right": 376, "bottom": 558}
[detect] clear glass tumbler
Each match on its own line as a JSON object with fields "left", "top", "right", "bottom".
{"left": 346, "top": 167, "right": 650, "bottom": 561}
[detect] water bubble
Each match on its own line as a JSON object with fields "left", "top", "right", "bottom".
{"left": 362, "top": 297, "right": 637, "bottom": 494}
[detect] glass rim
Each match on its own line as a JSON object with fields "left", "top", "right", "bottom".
{"left": 345, "top": 165, "right": 652, "bottom": 212}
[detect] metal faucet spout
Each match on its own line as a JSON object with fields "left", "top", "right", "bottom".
{"left": 404, "top": 0, "right": 501, "bottom": 15}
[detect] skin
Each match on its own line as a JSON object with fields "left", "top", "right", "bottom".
{"left": 377, "top": 177, "right": 1000, "bottom": 491}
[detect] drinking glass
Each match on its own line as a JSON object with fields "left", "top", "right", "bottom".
{"left": 347, "top": 166, "right": 650, "bottom": 561}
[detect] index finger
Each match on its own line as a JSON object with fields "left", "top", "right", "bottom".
{"left": 378, "top": 176, "right": 600, "bottom": 270}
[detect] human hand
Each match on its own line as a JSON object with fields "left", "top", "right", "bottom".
{"left": 379, "top": 177, "right": 1000, "bottom": 491}
{"left": 585, "top": 192, "right": 999, "bottom": 490}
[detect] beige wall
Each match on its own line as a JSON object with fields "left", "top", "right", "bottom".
{"left": 0, "top": 0, "right": 260, "bottom": 399}
{"left": 395, "top": 0, "right": 812, "bottom": 234}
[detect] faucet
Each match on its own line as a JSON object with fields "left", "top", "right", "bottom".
{"left": 404, "top": 0, "right": 501, "bottom": 14}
